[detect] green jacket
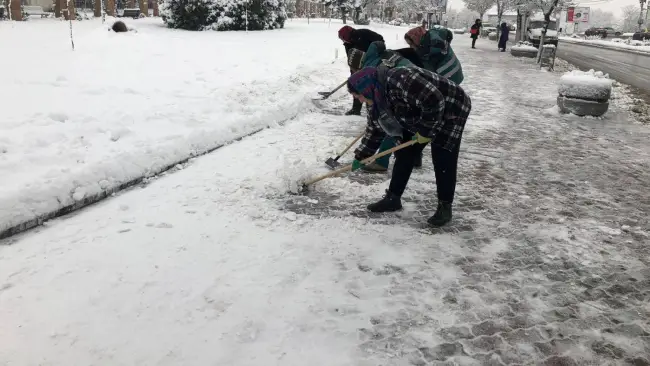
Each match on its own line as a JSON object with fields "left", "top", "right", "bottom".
{"left": 419, "top": 27, "right": 464, "bottom": 85}
{"left": 362, "top": 41, "right": 414, "bottom": 68}
{"left": 348, "top": 41, "right": 415, "bottom": 71}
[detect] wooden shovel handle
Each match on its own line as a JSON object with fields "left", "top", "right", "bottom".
{"left": 322, "top": 80, "right": 347, "bottom": 99}
{"left": 336, "top": 131, "right": 364, "bottom": 157}
{"left": 304, "top": 139, "right": 418, "bottom": 187}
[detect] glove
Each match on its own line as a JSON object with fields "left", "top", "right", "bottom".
{"left": 412, "top": 133, "right": 432, "bottom": 144}
{"left": 351, "top": 159, "right": 365, "bottom": 171}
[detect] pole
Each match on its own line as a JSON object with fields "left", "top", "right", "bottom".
{"left": 645, "top": 0, "right": 650, "bottom": 29}
{"left": 640, "top": 0, "right": 646, "bottom": 31}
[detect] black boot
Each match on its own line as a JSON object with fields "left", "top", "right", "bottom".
{"left": 427, "top": 201, "right": 452, "bottom": 227}
{"left": 368, "top": 190, "right": 402, "bottom": 213}
{"left": 414, "top": 152, "right": 423, "bottom": 168}
{"left": 345, "top": 109, "right": 361, "bottom": 116}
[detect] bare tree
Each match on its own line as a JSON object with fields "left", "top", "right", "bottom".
{"left": 94, "top": 0, "right": 101, "bottom": 16}
{"left": 9, "top": 0, "right": 22, "bottom": 20}
{"left": 526, "top": 0, "right": 565, "bottom": 63}
{"left": 153, "top": 0, "right": 159, "bottom": 16}
{"left": 463, "top": 0, "right": 495, "bottom": 21}
{"left": 105, "top": 0, "right": 115, "bottom": 16}
{"left": 457, "top": 8, "right": 480, "bottom": 28}
{"left": 620, "top": 5, "right": 641, "bottom": 32}
{"left": 588, "top": 9, "right": 616, "bottom": 28}
{"left": 495, "top": 0, "right": 517, "bottom": 44}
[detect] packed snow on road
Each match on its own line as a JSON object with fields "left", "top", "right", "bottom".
{"left": 2, "top": 16, "right": 650, "bottom": 366}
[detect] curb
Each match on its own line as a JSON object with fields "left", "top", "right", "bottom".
{"left": 0, "top": 111, "right": 305, "bottom": 241}
{"left": 559, "top": 38, "right": 650, "bottom": 56}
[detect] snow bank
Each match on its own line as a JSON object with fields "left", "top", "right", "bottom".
{"left": 512, "top": 41, "right": 537, "bottom": 51}
{"left": 560, "top": 36, "right": 650, "bottom": 53}
{"left": 558, "top": 69, "right": 613, "bottom": 101}
{"left": 0, "top": 17, "right": 408, "bottom": 235}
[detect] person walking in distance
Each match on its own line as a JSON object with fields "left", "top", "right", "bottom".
{"left": 470, "top": 19, "right": 482, "bottom": 49}
{"left": 498, "top": 22, "right": 510, "bottom": 52}
{"left": 347, "top": 65, "right": 472, "bottom": 227}
{"left": 338, "top": 25, "right": 384, "bottom": 116}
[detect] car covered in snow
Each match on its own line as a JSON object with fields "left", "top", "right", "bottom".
{"left": 388, "top": 18, "right": 403, "bottom": 26}
{"left": 527, "top": 19, "right": 558, "bottom": 48}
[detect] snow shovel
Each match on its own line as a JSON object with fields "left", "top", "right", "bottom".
{"left": 316, "top": 80, "right": 347, "bottom": 100}
{"left": 297, "top": 139, "right": 418, "bottom": 194}
{"left": 325, "top": 131, "right": 364, "bottom": 169}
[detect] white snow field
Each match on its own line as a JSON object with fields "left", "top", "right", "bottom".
{"left": 0, "top": 17, "right": 411, "bottom": 235}
{"left": 3, "top": 19, "right": 650, "bottom": 366}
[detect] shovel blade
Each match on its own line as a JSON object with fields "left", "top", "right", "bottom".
{"left": 325, "top": 157, "right": 341, "bottom": 169}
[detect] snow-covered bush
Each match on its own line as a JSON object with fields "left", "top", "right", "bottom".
{"left": 488, "top": 31, "right": 497, "bottom": 41}
{"left": 161, "top": 0, "right": 287, "bottom": 31}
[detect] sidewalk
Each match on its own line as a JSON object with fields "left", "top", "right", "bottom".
{"left": 2, "top": 36, "right": 650, "bottom": 365}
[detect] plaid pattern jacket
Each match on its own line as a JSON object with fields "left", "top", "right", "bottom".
{"left": 355, "top": 66, "right": 472, "bottom": 160}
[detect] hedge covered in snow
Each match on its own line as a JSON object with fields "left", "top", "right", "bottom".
{"left": 161, "top": 0, "right": 287, "bottom": 31}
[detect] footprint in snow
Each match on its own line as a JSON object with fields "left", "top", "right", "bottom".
{"left": 156, "top": 223, "right": 173, "bottom": 229}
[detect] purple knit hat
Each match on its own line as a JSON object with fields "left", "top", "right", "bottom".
{"left": 347, "top": 67, "right": 386, "bottom": 117}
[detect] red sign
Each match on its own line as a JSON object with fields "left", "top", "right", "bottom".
{"left": 567, "top": 7, "right": 575, "bottom": 22}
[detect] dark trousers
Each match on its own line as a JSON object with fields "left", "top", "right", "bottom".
{"left": 350, "top": 69, "right": 363, "bottom": 113}
{"left": 388, "top": 137, "right": 461, "bottom": 204}
{"left": 498, "top": 38, "right": 507, "bottom": 50}
{"left": 351, "top": 97, "right": 362, "bottom": 113}
{"left": 471, "top": 37, "right": 477, "bottom": 48}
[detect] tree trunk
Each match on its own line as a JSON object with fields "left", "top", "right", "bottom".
{"left": 94, "top": 0, "right": 101, "bottom": 16}
{"left": 138, "top": 0, "right": 147, "bottom": 16}
{"left": 105, "top": 0, "right": 114, "bottom": 16}
{"left": 537, "top": 0, "right": 560, "bottom": 63}
{"left": 54, "top": 0, "right": 62, "bottom": 17}
{"left": 341, "top": 7, "right": 346, "bottom": 24}
{"left": 152, "top": 0, "right": 158, "bottom": 16}
{"left": 65, "top": 0, "right": 76, "bottom": 20}
{"left": 10, "top": 0, "right": 22, "bottom": 20}
{"left": 127, "top": 0, "right": 134, "bottom": 7}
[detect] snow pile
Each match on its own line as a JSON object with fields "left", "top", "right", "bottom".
{"left": 512, "top": 41, "right": 537, "bottom": 51}
{"left": 2, "top": 17, "right": 412, "bottom": 235}
{"left": 560, "top": 36, "right": 650, "bottom": 53}
{"left": 558, "top": 69, "right": 613, "bottom": 101}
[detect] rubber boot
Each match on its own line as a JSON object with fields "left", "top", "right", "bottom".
{"left": 368, "top": 190, "right": 402, "bottom": 213}
{"left": 363, "top": 137, "right": 394, "bottom": 172}
{"left": 427, "top": 201, "right": 452, "bottom": 227}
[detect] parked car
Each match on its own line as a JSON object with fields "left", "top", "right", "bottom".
{"left": 632, "top": 31, "right": 650, "bottom": 41}
{"left": 527, "top": 20, "right": 559, "bottom": 47}
{"left": 585, "top": 27, "right": 622, "bottom": 38}
{"left": 481, "top": 23, "right": 497, "bottom": 37}
{"left": 388, "top": 18, "right": 403, "bottom": 26}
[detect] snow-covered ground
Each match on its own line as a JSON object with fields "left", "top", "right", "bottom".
{"left": 560, "top": 36, "right": 650, "bottom": 53}
{"left": 0, "top": 17, "right": 412, "bottom": 235}
{"left": 2, "top": 23, "right": 650, "bottom": 365}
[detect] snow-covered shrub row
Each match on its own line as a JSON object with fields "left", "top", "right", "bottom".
{"left": 160, "top": 0, "right": 287, "bottom": 31}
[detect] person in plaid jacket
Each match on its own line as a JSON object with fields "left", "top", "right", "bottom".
{"left": 347, "top": 65, "right": 471, "bottom": 227}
